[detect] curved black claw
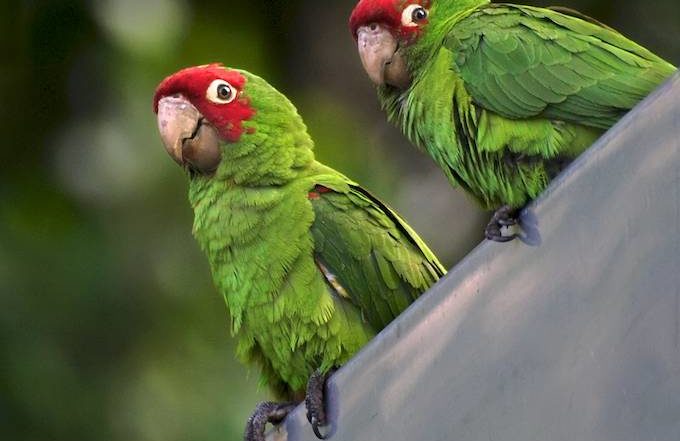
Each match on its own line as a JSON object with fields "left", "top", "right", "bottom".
{"left": 305, "top": 369, "right": 336, "bottom": 439}
{"left": 485, "top": 205, "right": 519, "bottom": 243}
{"left": 244, "top": 401, "right": 297, "bottom": 441}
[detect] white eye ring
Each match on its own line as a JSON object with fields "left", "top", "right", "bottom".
{"left": 401, "top": 4, "right": 428, "bottom": 27}
{"left": 206, "top": 79, "right": 237, "bottom": 104}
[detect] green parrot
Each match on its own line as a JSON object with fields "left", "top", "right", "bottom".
{"left": 349, "top": 0, "right": 676, "bottom": 241}
{"left": 152, "top": 64, "right": 446, "bottom": 441}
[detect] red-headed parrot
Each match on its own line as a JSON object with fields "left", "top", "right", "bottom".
{"left": 350, "top": 0, "right": 676, "bottom": 241}
{"left": 153, "top": 64, "right": 446, "bottom": 440}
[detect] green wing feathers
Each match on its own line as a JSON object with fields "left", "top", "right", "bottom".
{"left": 450, "top": 4, "right": 676, "bottom": 128}
{"left": 308, "top": 172, "right": 446, "bottom": 331}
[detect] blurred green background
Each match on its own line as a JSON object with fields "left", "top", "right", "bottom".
{"left": 1, "top": 1, "right": 677, "bottom": 440}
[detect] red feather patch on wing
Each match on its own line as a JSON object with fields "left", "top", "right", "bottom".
{"left": 308, "top": 185, "right": 333, "bottom": 200}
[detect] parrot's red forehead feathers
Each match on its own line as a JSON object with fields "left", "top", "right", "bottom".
{"left": 153, "top": 63, "right": 255, "bottom": 142}
{"left": 349, "top": 0, "right": 431, "bottom": 38}
{"left": 350, "top": 0, "right": 401, "bottom": 37}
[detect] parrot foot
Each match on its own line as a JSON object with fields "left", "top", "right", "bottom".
{"left": 244, "top": 401, "right": 297, "bottom": 441}
{"left": 485, "top": 205, "right": 518, "bottom": 243}
{"left": 305, "top": 368, "right": 336, "bottom": 439}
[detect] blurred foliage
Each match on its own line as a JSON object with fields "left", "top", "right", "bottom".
{"left": 0, "top": 1, "right": 677, "bottom": 440}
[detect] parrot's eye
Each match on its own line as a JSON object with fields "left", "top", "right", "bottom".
{"left": 401, "top": 4, "right": 429, "bottom": 27}
{"left": 206, "top": 79, "right": 237, "bottom": 104}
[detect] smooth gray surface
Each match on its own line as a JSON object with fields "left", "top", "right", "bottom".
{"left": 269, "top": 72, "right": 680, "bottom": 441}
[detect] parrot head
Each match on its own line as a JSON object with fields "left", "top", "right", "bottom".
{"left": 153, "top": 64, "right": 256, "bottom": 174}
{"left": 154, "top": 64, "right": 313, "bottom": 185}
{"left": 350, "top": 0, "right": 431, "bottom": 89}
{"left": 349, "top": 0, "right": 483, "bottom": 89}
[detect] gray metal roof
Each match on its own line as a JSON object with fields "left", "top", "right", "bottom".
{"left": 268, "top": 72, "right": 680, "bottom": 441}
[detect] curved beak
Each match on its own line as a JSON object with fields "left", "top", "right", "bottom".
{"left": 156, "top": 96, "right": 221, "bottom": 174}
{"left": 356, "top": 24, "right": 411, "bottom": 89}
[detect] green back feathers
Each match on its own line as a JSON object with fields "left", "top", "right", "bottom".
{"left": 448, "top": 4, "right": 675, "bottom": 128}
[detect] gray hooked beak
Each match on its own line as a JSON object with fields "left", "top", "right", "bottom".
{"left": 356, "top": 24, "right": 411, "bottom": 89}
{"left": 156, "top": 96, "right": 221, "bottom": 173}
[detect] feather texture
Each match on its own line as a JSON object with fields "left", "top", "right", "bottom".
{"left": 378, "top": 1, "right": 676, "bottom": 209}
{"left": 182, "top": 71, "right": 445, "bottom": 398}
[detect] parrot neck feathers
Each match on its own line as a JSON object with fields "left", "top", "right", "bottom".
{"left": 207, "top": 75, "right": 317, "bottom": 187}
